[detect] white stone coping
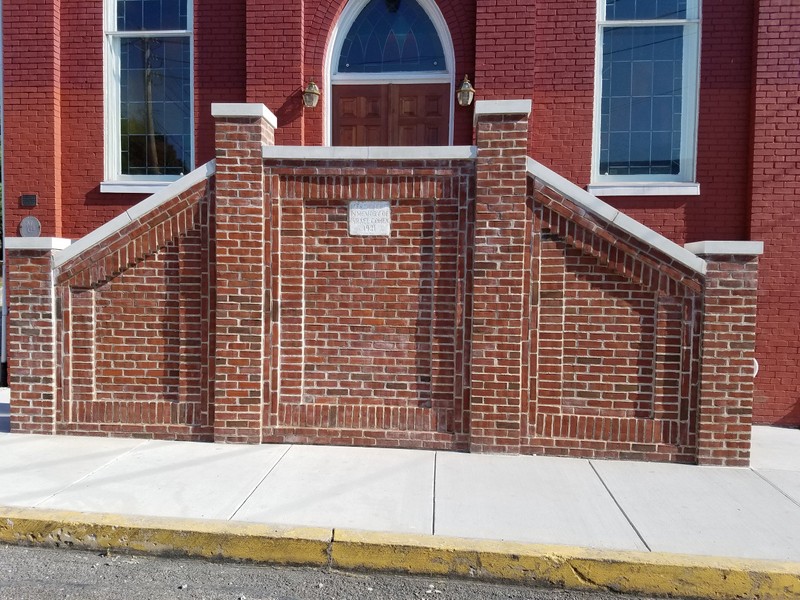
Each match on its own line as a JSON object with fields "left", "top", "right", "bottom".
{"left": 53, "top": 161, "right": 216, "bottom": 269}
{"left": 526, "top": 157, "right": 707, "bottom": 275}
{"left": 5, "top": 238, "right": 72, "bottom": 251}
{"left": 262, "top": 145, "right": 477, "bottom": 161}
{"left": 473, "top": 99, "right": 533, "bottom": 122}
{"left": 684, "top": 241, "right": 765, "bottom": 256}
{"left": 587, "top": 182, "right": 701, "bottom": 197}
{"left": 211, "top": 103, "right": 278, "bottom": 129}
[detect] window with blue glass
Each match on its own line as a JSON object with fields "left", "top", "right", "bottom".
{"left": 337, "top": 0, "right": 446, "bottom": 73}
{"left": 107, "top": 0, "right": 192, "bottom": 181}
{"left": 594, "top": 0, "right": 700, "bottom": 182}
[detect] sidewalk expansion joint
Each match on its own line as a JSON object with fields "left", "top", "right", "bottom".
{"left": 588, "top": 460, "right": 651, "bottom": 552}
{"left": 34, "top": 439, "right": 152, "bottom": 508}
{"left": 431, "top": 452, "right": 438, "bottom": 536}
{"left": 751, "top": 468, "right": 800, "bottom": 509}
{"left": 228, "top": 444, "right": 293, "bottom": 521}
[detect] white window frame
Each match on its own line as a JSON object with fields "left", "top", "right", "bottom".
{"left": 589, "top": 1, "right": 701, "bottom": 196}
{"left": 324, "top": 0, "right": 456, "bottom": 146}
{"left": 102, "top": 0, "right": 194, "bottom": 193}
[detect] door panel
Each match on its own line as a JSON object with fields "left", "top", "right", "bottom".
{"left": 333, "top": 83, "right": 450, "bottom": 146}
{"left": 332, "top": 85, "right": 388, "bottom": 146}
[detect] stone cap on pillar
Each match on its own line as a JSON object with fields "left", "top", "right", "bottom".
{"left": 5, "top": 238, "right": 71, "bottom": 251}
{"left": 685, "top": 241, "right": 764, "bottom": 257}
{"left": 474, "top": 99, "right": 532, "bottom": 124}
{"left": 211, "top": 103, "right": 278, "bottom": 128}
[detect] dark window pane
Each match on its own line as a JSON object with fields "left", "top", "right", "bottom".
{"left": 610, "top": 61, "right": 632, "bottom": 97}
{"left": 119, "top": 36, "right": 191, "bottom": 176}
{"left": 600, "top": 26, "right": 684, "bottom": 176}
{"left": 117, "top": 0, "right": 187, "bottom": 31}
{"left": 606, "top": 0, "right": 687, "bottom": 20}
{"left": 652, "top": 96, "right": 674, "bottom": 131}
{"left": 630, "top": 97, "right": 652, "bottom": 131}
{"left": 338, "top": 0, "right": 446, "bottom": 72}
{"left": 631, "top": 61, "right": 653, "bottom": 96}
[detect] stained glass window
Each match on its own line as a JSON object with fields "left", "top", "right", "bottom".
{"left": 600, "top": 26, "right": 684, "bottom": 176}
{"left": 109, "top": 0, "right": 192, "bottom": 179}
{"left": 338, "top": 0, "right": 446, "bottom": 73}
{"left": 117, "top": 0, "right": 188, "bottom": 31}
{"left": 605, "top": 0, "right": 687, "bottom": 21}
{"left": 119, "top": 37, "right": 191, "bottom": 176}
{"left": 595, "top": 0, "right": 699, "bottom": 181}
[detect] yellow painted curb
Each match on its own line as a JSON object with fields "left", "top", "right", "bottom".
{"left": 332, "top": 529, "right": 800, "bottom": 600}
{"left": 2, "top": 506, "right": 800, "bottom": 599}
{"left": 0, "top": 506, "right": 330, "bottom": 566}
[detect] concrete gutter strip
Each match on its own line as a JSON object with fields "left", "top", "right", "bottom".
{"left": 0, "top": 506, "right": 330, "bottom": 567}
{"left": 1, "top": 507, "right": 799, "bottom": 600}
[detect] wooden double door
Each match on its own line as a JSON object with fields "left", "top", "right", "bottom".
{"left": 332, "top": 83, "right": 450, "bottom": 146}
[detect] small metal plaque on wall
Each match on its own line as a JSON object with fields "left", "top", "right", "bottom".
{"left": 19, "top": 216, "right": 42, "bottom": 238}
{"left": 20, "top": 194, "right": 37, "bottom": 208}
{"left": 348, "top": 201, "right": 391, "bottom": 236}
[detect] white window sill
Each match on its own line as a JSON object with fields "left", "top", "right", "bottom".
{"left": 100, "top": 181, "right": 174, "bottom": 195}
{"left": 587, "top": 182, "right": 700, "bottom": 197}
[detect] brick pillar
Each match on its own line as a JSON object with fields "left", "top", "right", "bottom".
{"left": 470, "top": 100, "right": 532, "bottom": 453}
{"left": 5, "top": 238, "right": 71, "bottom": 433}
{"left": 3, "top": 0, "right": 63, "bottom": 237}
{"left": 686, "top": 241, "right": 763, "bottom": 467}
{"left": 211, "top": 103, "right": 276, "bottom": 443}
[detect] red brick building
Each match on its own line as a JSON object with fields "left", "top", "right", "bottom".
{"left": 2, "top": 0, "right": 797, "bottom": 462}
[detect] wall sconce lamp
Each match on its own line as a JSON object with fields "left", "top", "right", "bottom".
{"left": 456, "top": 75, "right": 476, "bottom": 107}
{"left": 302, "top": 81, "right": 321, "bottom": 108}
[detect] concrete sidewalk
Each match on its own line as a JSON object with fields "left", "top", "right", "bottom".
{"left": 1, "top": 426, "right": 800, "bottom": 597}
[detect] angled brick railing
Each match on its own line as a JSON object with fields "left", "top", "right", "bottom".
{"left": 525, "top": 158, "right": 762, "bottom": 465}
{"left": 7, "top": 163, "right": 216, "bottom": 439}
{"left": 55, "top": 163, "right": 215, "bottom": 288}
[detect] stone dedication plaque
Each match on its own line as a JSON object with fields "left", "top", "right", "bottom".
{"left": 348, "top": 201, "right": 391, "bottom": 236}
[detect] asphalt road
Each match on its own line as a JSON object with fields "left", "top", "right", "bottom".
{"left": 0, "top": 543, "right": 685, "bottom": 600}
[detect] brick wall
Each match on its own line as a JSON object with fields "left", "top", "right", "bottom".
{"left": 2, "top": 0, "right": 759, "bottom": 237}
{"left": 262, "top": 158, "right": 474, "bottom": 450}
{"left": 526, "top": 183, "right": 703, "bottom": 462}
{"left": 749, "top": 0, "right": 800, "bottom": 425}
{"left": 54, "top": 178, "right": 214, "bottom": 439}
{"left": 609, "top": 0, "right": 754, "bottom": 243}
{"left": 5, "top": 103, "right": 762, "bottom": 465}
{"left": 3, "top": 0, "right": 64, "bottom": 238}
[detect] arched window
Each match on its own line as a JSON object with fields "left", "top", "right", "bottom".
{"left": 327, "top": 0, "right": 455, "bottom": 146}
{"left": 337, "top": 0, "right": 446, "bottom": 73}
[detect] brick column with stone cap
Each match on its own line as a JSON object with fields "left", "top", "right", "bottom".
{"left": 211, "top": 103, "right": 276, "bottom": 443}
{"left": 5, "top": 237, "right": 72, "bottom": 433}
{"left": 687, "top": 241, "right": 764, "bottom": 466}
{"left": 470, "top": 99, "right": 532, "bottom": 453}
